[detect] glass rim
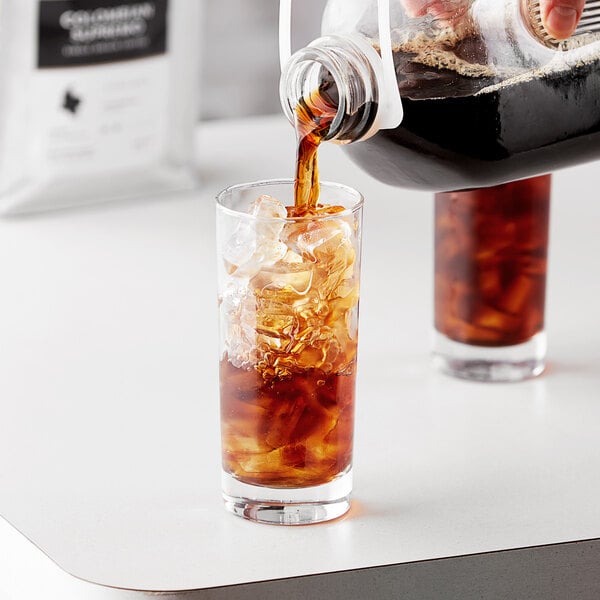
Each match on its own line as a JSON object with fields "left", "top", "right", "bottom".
{"left": 216, "top": 178, "right": 364, "bottom": 222}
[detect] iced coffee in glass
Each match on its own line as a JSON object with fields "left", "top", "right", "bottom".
{"left": 217, "top": 179, "right": 362, "bottom": 525}
{"left": 433, "top": 175, "right": 551, "bottom": 382}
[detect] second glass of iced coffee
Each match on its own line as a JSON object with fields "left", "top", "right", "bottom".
{"left": 433, "top": 175, "right": 551, "bottom": 382}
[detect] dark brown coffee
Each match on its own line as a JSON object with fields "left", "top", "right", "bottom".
{"left": 434, "top": 175, "right": 551, "bottom": 346}
{"left": 345, "top": 47, "right": 600, "bottom": 191}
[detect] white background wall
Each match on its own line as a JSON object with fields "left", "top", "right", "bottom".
{"left": 199, "top": 0, "right": 327, "bottom": 120}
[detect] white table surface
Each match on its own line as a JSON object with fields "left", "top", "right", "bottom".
{"left": 1, "top": 115, "right": 600, "bottom": 596}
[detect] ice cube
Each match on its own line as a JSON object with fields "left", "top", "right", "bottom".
{"left": 223, "top": 221, "right": 257, "bottom": 274}
{"left": 251, "top": 195, "right": 287, "bottom": 239}
{"left": 223, "top": 234, "right": 287, "bottom": 279}
{"left": 265, "top": 395, "right": 307, "bottom": 449}
{"left": 284, "top": 218, "right": 353, "bottom": 261}
{"left": 476, "top": 304, "right": 521, "bottom": 333}
{"left": 220, "top": 283, "right": 259, "bottom": 368}
{"left": 496, "top": 274, "right": 536, "bottom": 315}
{"left": 252, "top": 260, "right": 314, "bottom": 296}
{"left": 250, "top": 239, "right": 288, "bottom": 271}
{"left": 223, "top": 195, "right": 289, "bottom": 279}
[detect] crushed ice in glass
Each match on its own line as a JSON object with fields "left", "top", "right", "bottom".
{"left": 221, "top": 195, "right": 359, "bottom": 377}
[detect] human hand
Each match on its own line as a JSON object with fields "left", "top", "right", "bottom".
{"left": 401, "top": 0, "right": 469, "bottom": 22}
{"left": 539, "top": 0, "right": 585, "bottom": 39}
{"left": 401, "top": 0, "right": 584, "bottom": 39}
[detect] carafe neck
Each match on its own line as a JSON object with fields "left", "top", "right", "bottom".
{"left": 280, "top": 35, "right": 382, "bottom": 144}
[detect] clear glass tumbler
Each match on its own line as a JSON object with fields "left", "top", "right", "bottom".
{"left": 432, "top": 175, "right": 551, "bottom": 382}
{"left": 216, "top": 179, "right": 363, "bottom": 525}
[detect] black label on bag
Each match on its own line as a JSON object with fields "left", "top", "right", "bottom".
{"left": 38, "top": 0, "right": 168, "bottom": 68}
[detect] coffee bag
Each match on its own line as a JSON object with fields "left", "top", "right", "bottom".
{"left": 0, "top": 0, "right": 200, "bottom": 214}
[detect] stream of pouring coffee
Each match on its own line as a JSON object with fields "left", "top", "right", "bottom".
{"left": 292, "top": 89, "right": 337, "bottom": 215}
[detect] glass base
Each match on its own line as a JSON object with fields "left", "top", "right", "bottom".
{"left": 221, "top": 469, "right": 352, "bottom": 525}
{"left": 432, "top": 330, "right": 546, "bottom": 383}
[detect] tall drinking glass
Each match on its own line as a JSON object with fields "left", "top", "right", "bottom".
{"left": 216, "top": 180, "right": 363, "bottom": 525}
{"left": 432, "top": 175, "right": 551, "bottom": 382}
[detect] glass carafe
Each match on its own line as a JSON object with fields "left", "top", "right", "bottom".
{"left": 281, "top": 0, "right": 600, "bottom": 190}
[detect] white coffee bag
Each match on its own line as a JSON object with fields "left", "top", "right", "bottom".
{"left": 0, "top": 0, "right": 200, "bottom": 214}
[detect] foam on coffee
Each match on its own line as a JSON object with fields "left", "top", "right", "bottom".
{"left": 393, "top": 26, "right": 502, "bottom": 79}
{"left": 390, "top": 23, "right": 600, "bottom": 97}
{"left": 480, "top": 36, "right": 600, "bottom": 94}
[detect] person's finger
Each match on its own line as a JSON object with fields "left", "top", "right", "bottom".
{"left": 402, "top": 0, "right": 435, "bottom": 18}
{"left": 402, "top": 0, "right": 468, "bottom": 20}
{"left": 540, "top": 0, "right": 585, "bottom": 39}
